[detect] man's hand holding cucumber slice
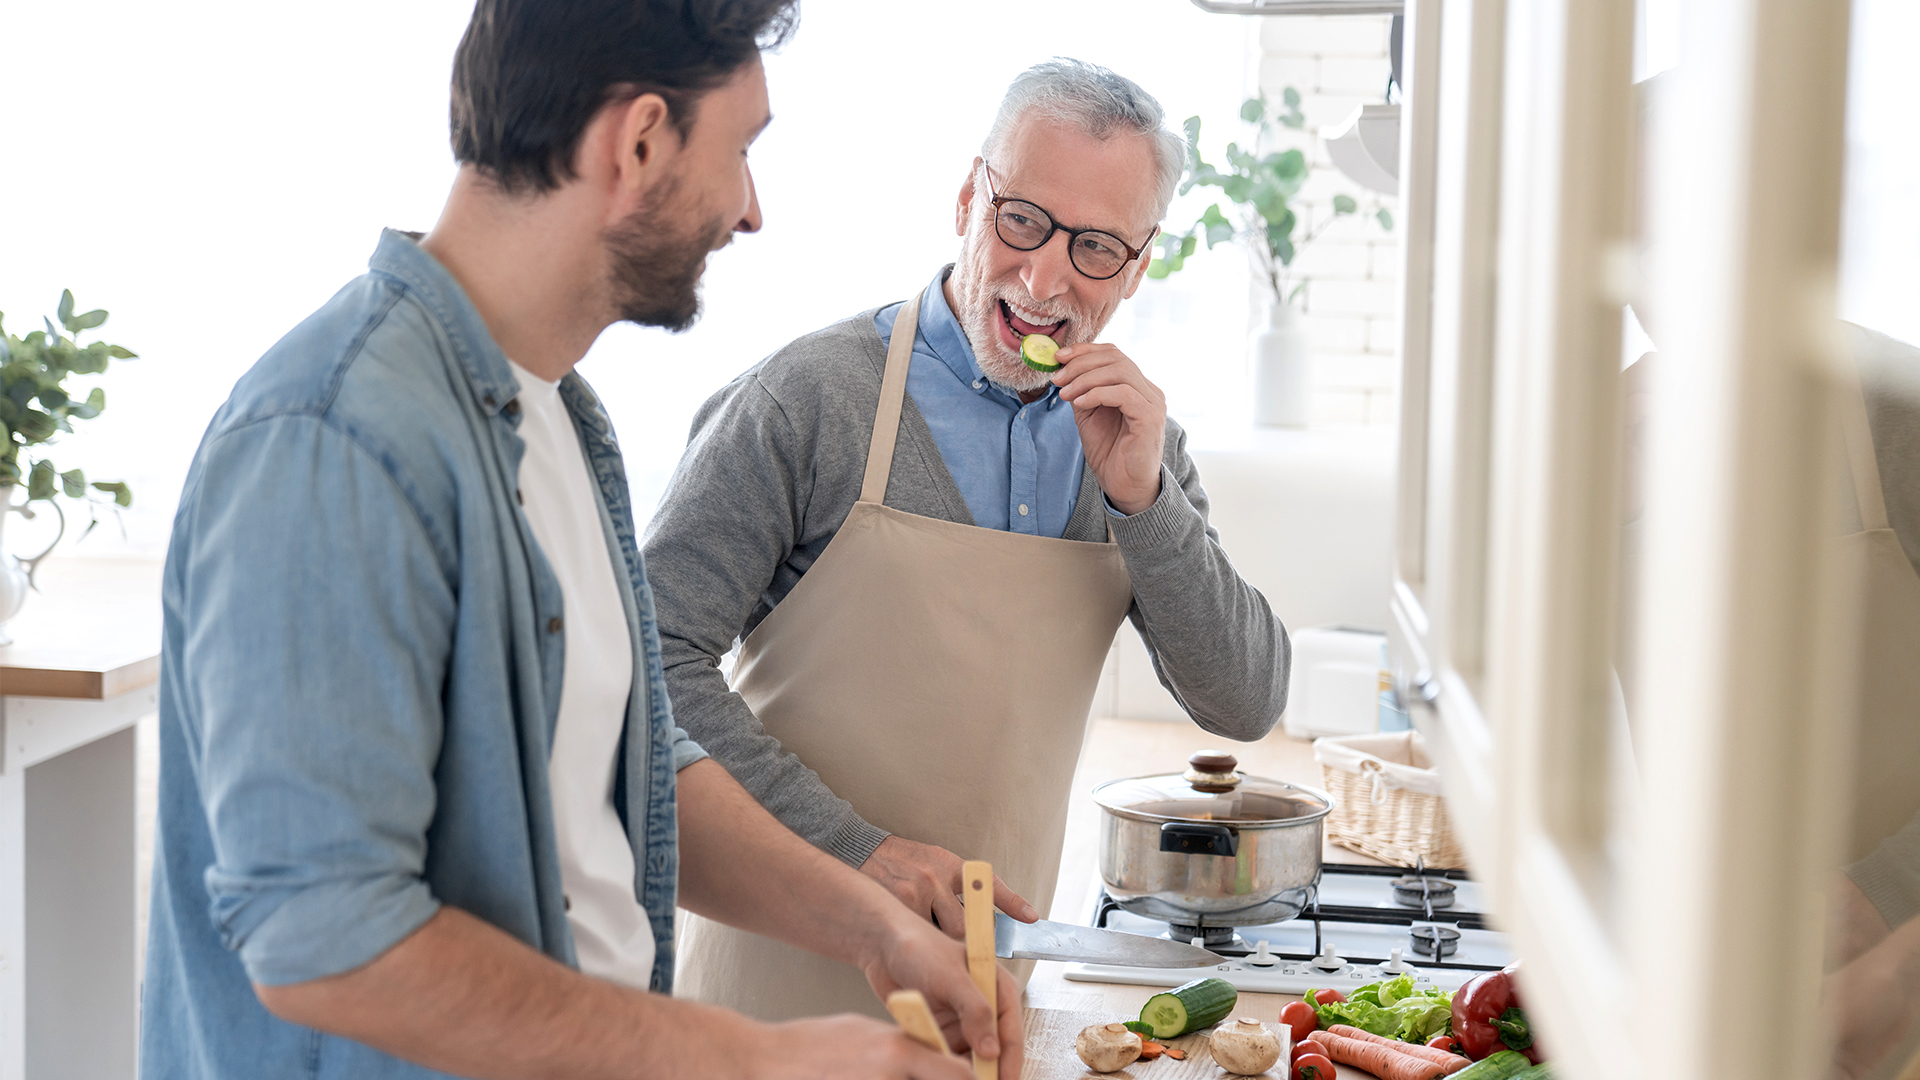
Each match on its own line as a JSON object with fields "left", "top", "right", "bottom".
{"left": 1020, "top": 331, "right": 1167, "bottom": 517}
{"left": 1048, "top": 340, "right": 1168, "bottom": 516}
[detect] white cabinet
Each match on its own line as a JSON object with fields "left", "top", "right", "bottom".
{"left": 1385, "top": 0, "right": 1864, "bottom": 1075}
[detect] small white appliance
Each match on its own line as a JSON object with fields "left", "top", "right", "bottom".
{"left": 1283, "top": 626, "right": 1394, "bottom": 739}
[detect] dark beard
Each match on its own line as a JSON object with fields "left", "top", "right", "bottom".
{"left": 602, "top": 178, "right": 727, "bottom": 333}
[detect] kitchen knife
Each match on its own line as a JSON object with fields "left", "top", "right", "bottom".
{"left": 993, "top": 911, "right": 1224, "bottom": 967}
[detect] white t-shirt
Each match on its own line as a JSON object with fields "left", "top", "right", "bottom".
{"left": 509, "top": 360, "right": 653, "bottom": 988}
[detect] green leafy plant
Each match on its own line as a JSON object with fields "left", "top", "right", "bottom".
{"left": 0, "top": 291, "right": 136, "bottom": 519}
{"left": 1149, "top": 89, "right": 1395, "bottom": 308}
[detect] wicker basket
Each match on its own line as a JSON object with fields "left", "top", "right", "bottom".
{"left": 1314, "top": 731, "right": 1467, "bottom": 870}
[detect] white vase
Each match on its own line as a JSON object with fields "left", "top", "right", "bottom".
{"left": 0, "top": 488, "right": 65, "bottom": 647}
{"left": 1251, "top": 302, "right": 1312, "bottom": 428}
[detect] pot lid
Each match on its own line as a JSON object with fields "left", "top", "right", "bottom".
{"left": 1091, "top": 750, "right": 1333, "bottom": 825}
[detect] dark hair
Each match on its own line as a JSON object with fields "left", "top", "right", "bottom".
{"left": 450, "top": 0, "right": 798, "bottom": 194}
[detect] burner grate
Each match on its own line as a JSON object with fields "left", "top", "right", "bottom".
{"left": 1409, "top": 924, "right": 1461, "bottom": 958}
{"left": 1091, "top": 862, "right": 1503, "bottom": 974}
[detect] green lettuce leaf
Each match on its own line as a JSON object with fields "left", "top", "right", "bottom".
{"left": 1306, "top": 980, "right": 1456, "bottom": 1043}
{"left": 1377, "top": 974, "right": 1415, "bottom": 1006}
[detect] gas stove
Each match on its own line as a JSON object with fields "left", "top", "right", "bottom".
{"left": 1061, "top": 863, "right": 1512, "bottom": 995}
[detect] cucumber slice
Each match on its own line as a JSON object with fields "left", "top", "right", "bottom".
{"left": 1137, "top": 977, "right": 1238, "bottom": 1038}
{"left": 1021, "top": 333, "right": 1062, "bottom": 372}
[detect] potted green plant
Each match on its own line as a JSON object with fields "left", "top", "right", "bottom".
{"left": 0, "top": 290, "right": 137, "bottom": 642}
{"left": 1150, "top": 89, "right": 1394, "bottom": 427}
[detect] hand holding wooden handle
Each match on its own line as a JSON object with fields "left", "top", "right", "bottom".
{"left": 962, "top": 860, "right": 998, "bottom": 1080}
{"left": 885, "top": 990, "right": 953, "bottom": 1056}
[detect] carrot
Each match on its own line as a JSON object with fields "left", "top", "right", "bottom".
{"left": 1139, "top": 1040, "right": 1166, "bottom": 1060}
{"left": 1327, "top": 1026, "right": 1471, "bottom": 1073}
{"left": 1307, "top": 1030, "right": 1450, "bottom": 1080}
{"left": 1164, "top": 1047, "right": 1186, "bottom": 1060}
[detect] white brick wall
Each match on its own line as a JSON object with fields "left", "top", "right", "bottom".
{"left": 1256, "top": 14, "right": 1402, "bottom": 427}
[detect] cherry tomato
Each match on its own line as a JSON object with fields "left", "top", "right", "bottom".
{"left": 1312, "top": 988, "right": 1347, "bottom": 1005}
{"left": 1292, "top": 1051, "right": 1338, "bottom": 1080}
{"left": 1279, "top": 1001, "right": 1319, "bottom": 1042}
{"left": 1427, "top": 1034, "right": 1465, "bottom": 1056}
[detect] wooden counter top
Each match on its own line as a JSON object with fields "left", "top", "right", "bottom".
{"left": 0, "top": 558, "right": 162, "bottom": 700}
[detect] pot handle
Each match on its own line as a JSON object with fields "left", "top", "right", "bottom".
{"left": 1159, "top": 821, "right": 1239, "bottom": 857}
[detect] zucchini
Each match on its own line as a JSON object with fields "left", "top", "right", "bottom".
{"left": 1452, "top": 1051, "right": 1532, "bottom": 1080}
{"left": 1021, "top": 333, "right": 1062, "bottom": 372}
{"left": 1137, "top": 977, "right": 1238, "bottom": 1038}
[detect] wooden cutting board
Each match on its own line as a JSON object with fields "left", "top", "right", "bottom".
{"left": 1020, "top": 1008, "right": 1291, "bottom": 1080}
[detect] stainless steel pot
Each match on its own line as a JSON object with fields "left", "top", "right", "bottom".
{"left": 1092, "top": 750, "right": 1334, "bottom": 929}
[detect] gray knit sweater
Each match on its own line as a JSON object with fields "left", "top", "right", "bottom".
{"left": 641, "top": 308, "right": 1289, "bottom": 867}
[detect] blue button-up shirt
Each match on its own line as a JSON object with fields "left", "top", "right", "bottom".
{"left": 142, "top": 230, "right": 704, "bottom": 1079}
{"left": 875, "top": 269, "right": 1085, "bottom": 537}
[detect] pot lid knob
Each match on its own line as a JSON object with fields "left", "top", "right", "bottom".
{"left": 1183, "top": 750, "right": 1241, "bottom": 792}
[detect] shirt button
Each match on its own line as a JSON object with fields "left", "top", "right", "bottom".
{"left": 548, "top": 616, "right": 564, "bottom": 633}
{"left": 1018, "top": 504, "right": 1030, "bottom": 516}
{"left": 483, "top": 394, "right": 498, "bottom": 409}
{"left": 504, "top": 399, "right": 521, "bottom": 416}
{"left": 563, "top": 894, "right": 572, "bottom": 912}
{"left": 516, "top": 489, "right": 524, "bottom": 505}
{"left": 972, "top": 380, "right": 983, "bottom": 390}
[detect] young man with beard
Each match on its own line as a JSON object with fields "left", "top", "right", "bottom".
{"left": 644, "top": 59, "right": 1291, "bottom": 1019}
{"left": 141, "top": 3, "right": 1014, "bottom": 1078}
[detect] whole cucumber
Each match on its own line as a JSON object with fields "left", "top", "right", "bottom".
{"left": 1510, "top": 1066, "right": 1553, "bottom": 1080}
{"left": 1451, "top": 1050, "right": 1532, "bottom": 1080}
{"left": 1137, "top": 977, "right": 1238, "bottom": 1038}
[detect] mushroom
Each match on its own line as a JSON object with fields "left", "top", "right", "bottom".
{"left": 1208, "top": 1017, "right": 1283, "bottom": 1075}
{"left": 1075, "top": 1022, "right": 1144, "bottom": 1072}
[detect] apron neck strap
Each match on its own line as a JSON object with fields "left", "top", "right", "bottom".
{"left": 1836, "top": 347, "right": 1891, "bottom": 532}
{"left": 860, "top": 294, "right": 922, "bottom": 505}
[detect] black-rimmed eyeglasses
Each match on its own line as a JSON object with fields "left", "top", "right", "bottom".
{"left": 981, "top": 162, "right": 1156, "bottom": 281}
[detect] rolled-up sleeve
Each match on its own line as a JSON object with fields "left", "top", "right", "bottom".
{"left": 174, "top": 415, "right": 456, "bottom": 987}
{"left": 671, "top": 724, "right": 708, "bottom": 772}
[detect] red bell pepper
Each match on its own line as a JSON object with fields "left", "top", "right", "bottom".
{"left": 1449, "top": 963, "right": 1543, "bottom": 1063}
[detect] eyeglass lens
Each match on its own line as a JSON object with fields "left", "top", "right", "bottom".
{"left": 994, "top": 201, "right": 1132, "bottom": 280}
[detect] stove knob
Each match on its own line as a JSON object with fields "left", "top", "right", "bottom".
{"left": 1249, "top": 940, "right": 1276, "bottom": 967}
{"left": 1311, "top": 943, "right": 1345, "bottom": 971}
{"left": 1380, "top": 947, "right": 1413, "bottom": 974}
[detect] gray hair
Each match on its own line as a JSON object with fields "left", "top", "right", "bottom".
{"left": 980, "top": 58, "right": 1187, "bottom": 227}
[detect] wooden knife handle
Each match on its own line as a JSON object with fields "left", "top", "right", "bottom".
{"left": 885, "top": 990, "right": 953, "bottom": 1056}
{"left": 962, "top": 860, "right": 998, "bottom": 1080}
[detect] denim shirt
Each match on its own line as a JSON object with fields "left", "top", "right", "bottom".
{"left": 141, "top": 230, "right": 705, "bottom": 1079}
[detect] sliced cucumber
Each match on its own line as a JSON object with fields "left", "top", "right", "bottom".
{"left": 1137, "top": 977, "right": 1238, "bottom": 1038}
{"left": 1021, "top": 333, "right": 1062, "bottom": 372}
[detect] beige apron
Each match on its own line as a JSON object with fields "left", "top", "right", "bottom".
{"left": 675, "top": 296, "right": 1136, "bottom": 1020}
{"left": 1835, "top": 356, "right": 1920, "bottom": 866}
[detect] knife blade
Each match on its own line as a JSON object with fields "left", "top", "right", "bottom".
{"left": 993, "top": 911, "right": 1223, "bottom": 968}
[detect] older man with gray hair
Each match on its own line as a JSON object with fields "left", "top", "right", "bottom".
{"left": 645, "top": 58, "right": 1289, "bottom": 1019}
